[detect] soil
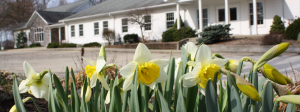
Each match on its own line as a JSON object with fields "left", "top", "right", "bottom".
{"left": 208, "top": 37, "right": 300, "bottom": 45}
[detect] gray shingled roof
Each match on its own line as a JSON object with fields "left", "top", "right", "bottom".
{"left": 44, "top": 0, "right": 87, "bottom": 12}
{"left": 13, "top": 21, "right": 28, "bottom": 31}
{"left": 37, "top": 11, "right": 74, "bottom": 24}
{"left": 63, "top": 0, "right": 167, "bottom": 20}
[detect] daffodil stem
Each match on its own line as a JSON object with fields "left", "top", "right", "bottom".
{"left": 23, "top": 97, "right": 42, "bottom": 112}
{"left": 272, "top": 101, "right": 280, "bottom": 112}
{"left": 236, "top": 57, "right": 257, "bottom": 76}
{"left": 185, "top": 85, "right": 198, "bottom": 112}
{"left": 212, "top": 53, "right": 224, "bottom": 59}
{"left": 251, "top": 69, "right": 258, "bottom": 112}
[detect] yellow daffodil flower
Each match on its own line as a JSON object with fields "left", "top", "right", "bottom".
{"left": 120, "top": 43, "right": 169, "bottom": 91}
{"left": 18, "top": 61, "right": 50, "bottom": 100}
{"left": 83, "top": 46, "right": 109, "bottom": 90}
{"left": 182, "top": 44, "right": 229, "bottom": 90}
{"left": 276, "top": 95, "right": 300, "bottom": 105}
{"left": 260, "top": 63, "right": 292, "bottom": 85}
{"left": 9, "top": 105, "right": 16, "bottom": 112}
{"left": 225, "top": 59, "right": 245, "bottom": 73}
{"left": 81, "top": 85, "right": 92, "bottom": 103}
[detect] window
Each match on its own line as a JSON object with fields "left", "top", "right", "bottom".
{"left": 94, "top": 22, "right": 99, "bottom": 35}
{"left": 122, "top": 19, "right": 128, "bottom": 32}
{"left": 71, "top": 25, "right": 75, "bottom": 37}
{"left": 218, "top": 7, "right": 237, "bottom": 22}
{"left": 166, "top": 13, "right": 174, "bottom": 29}
{"left": 250, "top": 2, "right": 264, "bottom": 25}
{"left": 197, "top": 9, "right": 208, "bottom": 28}
{"left": 218, "top": 9, "right": 225, "bottom": 22}
{"left": 79, "top": 24, "right": 83, "bottom": 36}
{"left": 230, "top": 7, "right": 237, "bottom": 20}
{"left": 144, "top": 15, "right": 151, "bottom": 30}
{"left": 34, "top": 28, "right": 44, "bottom": 41}
{"left": 103, "top": 21, "right": 108, "bottom": 30}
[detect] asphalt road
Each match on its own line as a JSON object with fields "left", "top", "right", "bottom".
{"left": 0, "top": 48, "right": 299, "bottom": 81}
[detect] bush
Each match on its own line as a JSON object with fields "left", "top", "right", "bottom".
{"left": 123, "top": 34, "right": 139, "bottom": 43}
{"left": 173, "top": 27, "right": 197, "bottom": 41}
{"left": 58, "top": 43, "right": 77, "bottom": 48}
{"left": 47, "top": 42, "right": 59, "bottom": 48}
{"left": 261, "top": 33, "right": 283, "bottom": 45}
{"left": 173, "top": 16, "right": 184, "bottom": 29}
{"left": 162, "top": 28, "right": 176, "bottom": 42}
{"left": 83, "top": 42, "right": 101, "bottom": 47}
{"left": 29, "top": 43, "right": 41, "bottom": 48}
{"left": 270, "top": 15, "right": 285, "bottom": 33}
{"left": 197, "top": 24, "right": 231, "bottom": 44}
{"left": 16, "top": 30, "right": 27, "bottom": 48}
{"left": 103, "top": 29, "right": 115, "bottom": 45}
{"left": 285, "top": 18, "right": 300, "bottom": 40}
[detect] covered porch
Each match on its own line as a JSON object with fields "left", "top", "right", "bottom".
{"left": 48, "top": 23, "right": 66, "bottom": 45}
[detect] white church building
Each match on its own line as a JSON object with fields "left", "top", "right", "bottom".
{"left": 14, "top": 0, "right": 300, "bottom": 46}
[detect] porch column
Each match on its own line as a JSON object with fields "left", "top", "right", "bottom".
{"left": 49, "top": 28, "right": 52, "bottom": 43}
{"left": 65, "top": 24, "right": 69, "bottom": 43}
{"left": 58, "top": 27, "right": 61, "bottom": 45}
{"left": 176, "top": 3, "right": 180, "bottom": 29}
{"left": 198, "top": 0, "right": 203, "bottom": 32}
{"left": 225, "top": 0, "right": 229, "bottom": 24}
{"left": 253, "top": 0, "right": 257, "bottom": 35}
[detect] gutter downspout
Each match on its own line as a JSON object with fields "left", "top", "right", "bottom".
{"left": 109, "top": 13, "right": 116, "bottom": 43}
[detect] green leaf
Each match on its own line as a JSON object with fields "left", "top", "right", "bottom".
{"left": 100, "top": 76, "right": 108, "bottom": 112}
{"left": 258, "top": 77, "right": 267, "bottom": 94}
{"left": 262, "top": 81, "right": 273, "bottom": 112}
{"left": 122, "top": 90, "right": 130, "bottom": 112}
{"left": 53, "top": 74, "right": 69, "bottom": 112}
{"left": 141, "top": 84, "right": 149, "bottom": 112}
{"left": 285, "top": 103, "right": 296, "bottom": 112}
{"left": 174, "top": 61, "right": 184, "bottom": 110}
{"left": 236, "top": 60, "right": 244, "bottom": 76}
{"left": 230, "top": 85, "right": 243, "bottom": 112}
{"left": 272, "top": 101, "right": 279, "bottom": 112}
{"left": 197, "top": 93, "right": 206, "bottom": 112}
{"left": 65, "top": 66, "right": 70, "bottom": 99}
{"left": 205, "top": 79, "right": 220, "bottom": 112}
{"left": 175, "top": 87, "right": 186, "bottom": 112}
{"left": 219, "top": 79, "right": 227, "bottom": 112}
{"left": 185, "top": 85, "right": 198, "bottom": 112}
{"left": 129, "top": 66, "right": 140, "bottom": 112}
{"left": 94, "top": 79, "right": 101, "bottom": 112}
{"left": 251, "top": 70, "right": 259, "bottom": 112}
{"left": 156, "top": 89, "right": 172, "bottom": 112}
{"left": 181, "top": 47, "right": 188, "bottom": 70}
{"left": 12, "top": 75, "right": 26, "bottom": 112}
{"left": 70, "top": 68, "right": 80, "bottom": 112}
{"left": 109, "top": 77, "right": 122, "bottom": 112}
{"left": 164, "top": 57, "right": 175, "bottom": 106}
{"left": 80, "top": 77, "right": 88, "bottom": 112}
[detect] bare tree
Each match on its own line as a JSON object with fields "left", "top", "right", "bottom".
{"left": 102, "top": 29, "right": 115, "bottom": 45}
{"left": 127, "top": 8, "right": 152, "bottom": 43}
{"left": 59, "top": 0, "right": 67, "bottom": 6}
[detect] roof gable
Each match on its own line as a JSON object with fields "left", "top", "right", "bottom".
{"left": 44, "top": 0, "right": 96, "bottom": 13}
{"left": 37, "top": 11, "right": 73, "bottom": 24}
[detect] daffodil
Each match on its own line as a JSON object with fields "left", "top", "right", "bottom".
{"left": 9, "top": 105, "right": 16, "bottom": 112}
{"left": 224, "top": 59, "right": 245, "bottom": 73}
{"left": 276, "top": 95, "right": 300, "bottom": 105}
{"left": 182, "top": 44, "right": 228, "bottom": 89}
{"left": 260, "top": 63, "right": 292, "bottom": 85}
{"left": 81, "top": 85, "right": 92, "bottom": 103}
{"left": 184, "top": 42, "right": 198, "bottom": 61}
{"left": 120, "top": 43, "right": 169, "bottom": 91}
{"left": 83, "top": 46, "right": 109, "bottom": 90}
{"left": 19, "top": 61, "right": 50, "bottom": 100}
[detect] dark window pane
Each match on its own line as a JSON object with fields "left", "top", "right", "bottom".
{"left": 122, "top": 19, "right": 127, "bottom": 25}
{"left": 145, "top": 24, "right": 151, "bottom": 30}
{"left": 94, "top": 22, "right": 98, "bottom": 28}
{"left": 202, "top": 9, "right": 208, "bottom": 18}
{"left": 167, "top": 13, "right": 174, "bottom": 21}
{"left": 218, "top": 9, "right": 225, "bottom": 21}
{"left": 95, "top": 29, "right": 99, "bottom": 35}
{"left": 230, "top": 7, "right": 237, "bottom": 20}
{"left": 122, "top": 26, "right": 128, "bottom": 32}
{"left": 167, "top": 21, "right": 174, "bottom": 29}
{"left": 103, "top": 21, "right": 108, "bottom": 27}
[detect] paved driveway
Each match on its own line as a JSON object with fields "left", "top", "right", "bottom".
{"left": 0, "top": 48, "right": 299, "bottom": 80}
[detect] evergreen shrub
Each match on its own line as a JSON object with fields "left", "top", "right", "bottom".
{"left": 173, "top": 27, "right": 197, "bottom": 41}
{"left": 29, "top": 43, "right": 41, "bottom": 48}
{"left": 123, "top": 34, "right": 139, "bottom": 43}
{"left": 47, "top": 42, "right": 59, "bottom": 48}
{"left": 58, "top": 43, "right": 77, "bottom": 48}
{"left": 285, "top": 18, "right": 300, "bottom": 40}
{"left": 270, "top": 15, "right": 285, "bottom": 33}
{"left": 83, "top": 42, "right": 101, "bottom": 47}
{"left": 197, "top": 24, "right": 231, "bottom": 44}
{"left": 162, "top": 28, "right": 176, "bottom": 42}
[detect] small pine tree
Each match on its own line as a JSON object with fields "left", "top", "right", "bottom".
{"left": 285, "top": 18, "right": 300, "bottom": 40}
{"left": 16, "top": 30, "right": 28, "bottom": 48}
{"left": 270, "top": 15, "right": 285, "bottom": 33}
{"left": 173, "top": 15, "right": 184, "bottom": 29}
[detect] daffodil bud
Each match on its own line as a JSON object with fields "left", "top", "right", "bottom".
{"left": 225, "top": 60, "right": 243, "bottom": 73}
{"left": 272, "top": 83, "right": 293, "bottom": 96}
{"left": 255, "top": 42, "right": 289, "bottom": 69}
{"left": 260, "top": 63, "right": 292, "bottom": 85}
{"left": 99, "top": 45, "right": 106, "bottom": 61}
{"left": 81, "top": 86, "right": 92, "bottom": 103}
{"left": 9, "top": 105, "right": 16, "bottom": 112}
{"left": 235, "top": 74, "right": 261, "bottom": 101}
{"left": 276, "top": 95, "right": 300, "bottom": 105}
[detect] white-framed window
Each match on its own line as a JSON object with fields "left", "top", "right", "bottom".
{"left": 218, "top": 7, "right": 238, "bottom": 22}
{"left": 71, "top": 25, "right": 75, "bottom": 37}
{"left": 103, "top": 21, "right": 108, "bottom": 30}
{"left": 94, "top": 22, "right": 99, "bottom": 35}
{"left": 250, "top": 2, "right": 263, "bottom": 25}
{"left": 144, "top": 15, "right": 151, "bottom": 31}
{"left": 34, "top": 28, "right": 44, "bottom": 41}
{"left": 122, "top": 19, "right": 128, "bottom": 32}
{"left": 197, "top": 9, "right": 208, "bottom": 29}
{"left": 79, "top": 24, "right": 83, "bottom": 36}
{"left": 166, "top": 13, "right": 174, "bottom": 29}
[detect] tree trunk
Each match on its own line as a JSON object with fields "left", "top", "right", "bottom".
{"left": 140, "top": 26, "right": 144, "bottom": 43}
